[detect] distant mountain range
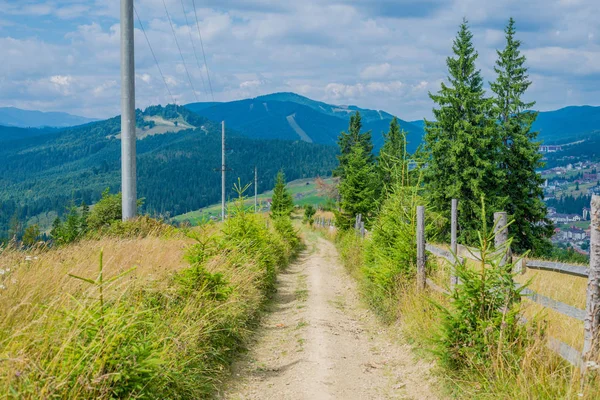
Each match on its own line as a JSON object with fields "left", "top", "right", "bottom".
{"left": 0, "top": 106, "right": 97, "bottom": 128}
{"left": 532, "top": 106, "right": 600, "bottom": 143}
{"left": 0, "top": 104, "right": 337, "bottom": 238}
{"left": 185, "top": 92, "right": 426, "bottom": 153}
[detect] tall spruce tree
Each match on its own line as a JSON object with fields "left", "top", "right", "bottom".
{"left": 491, "top": 18, "right": 553, "bottom": 254}
{"left": 333, "top": 112, "right": 374, "bottom": 178}
{"left": 424, "top": 19, "right": 502, "bottom": 244}
{"left": 378, "top": 117, "right": 407, "bottom": 198}
{"left": 337, "top": 145, "right": 378, "bottom": 230}
{"left": 271, "top": 170, "right": 294, "bottom": 218}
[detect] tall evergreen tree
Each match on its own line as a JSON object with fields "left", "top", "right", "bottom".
{"left": 490, "top": 18, "right": 553, "bottom": 254}
{"left": 337, "top": 145, "right": 378, "bottom": 230}
{"left": 378, "top": 117, "right": 408, "bottom": 198}
{"left": 271, "top": 170, "right": 294, "bottom": 218}
{"left": 333, "top": 112, "right": 374, "bottom": 178}
{"left": 424, "top": 19, "right": 502, "bottom": 244}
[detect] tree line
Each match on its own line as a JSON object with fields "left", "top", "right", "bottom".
{"left": 334, "top": 18, "right": 553, "bottom": 256}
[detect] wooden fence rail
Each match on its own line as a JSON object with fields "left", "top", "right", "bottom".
{"left": 417, "top": 196, "right": 600, "bottom": 369}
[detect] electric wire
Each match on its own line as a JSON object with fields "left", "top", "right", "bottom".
{"left": 191, "top": 0, "right": 215, "bottom": 101}
{"left": 162, "top": 0, "right": 199, "bottom": 102}
{"left": 134, "top": 6, "right": 176, "bottom": 105}
{"left": 180, "top": 0, "right": 207, "bottom": 96}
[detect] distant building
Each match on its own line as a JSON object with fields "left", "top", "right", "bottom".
{"left": 583, "top": 207, "right": 590, "bottom": 220}
{"left": 550, "top": 214, "right": 582, "bottom": 224}
{"left": 539, "top": 145, "right": 562, "bottom": 153}
{"left": 564, "top": 227, "right": 586, "bottom": 241}
{"left": 584, "top": 173, "right": 598, "bottom": 181}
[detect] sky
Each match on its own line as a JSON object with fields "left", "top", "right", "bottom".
{"left": 0, "top": 0, "right": 598, "bottom": 121}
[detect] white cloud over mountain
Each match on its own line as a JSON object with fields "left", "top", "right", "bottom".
{"left": 0, "top": 0, "right": 598, "bottom": 120}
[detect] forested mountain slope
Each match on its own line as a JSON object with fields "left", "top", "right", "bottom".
{"left": 186, "top": 92, "right": 425, "bottom": 153}
{"left": 0, "top": 105, "right": 337, "bottom": 237}
{"left": 0, "top": 125, "right": 59, "bottom": 142}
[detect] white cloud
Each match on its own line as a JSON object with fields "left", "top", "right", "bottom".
{"left": 0, "top": 0, "right": 599, "bottom": 120}
{"left": 360, "top": 63, "right": 392, "bottom": 80}
{"left": 50, "top": 75, "right": 71, "bottom": 86}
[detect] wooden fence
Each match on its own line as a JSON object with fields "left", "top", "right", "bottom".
{"left": 416, "top": 196, "right": 600, "bottom": 369}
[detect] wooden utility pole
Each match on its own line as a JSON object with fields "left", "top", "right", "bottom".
{"left": 416, "top": 206, "right": 425, "bottom": 290}
{"left": 120, "top": 0, "right": 136, "bottom": 221}
{"left": 494, "top": 211, "right": 509, "bottom": 266}
{"left": 584, "top": 195, "right": 600, "bottom": 361}
{"left": 221, "top": 121, "right": 226, "bottom": 221}
{"left": 451, "top": 199, "right": 458, "bottom": 287}
{"left": 254, "top": 166, "right": 258, "bottom": 213}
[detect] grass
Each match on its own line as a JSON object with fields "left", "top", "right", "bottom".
{"left": 172, "top": 177, "right": 334, "bottom": 225}
{"left": 558, "top": 221, "right": 591, "bottom": 230}
{"left": 0, "top": 211, "right": 300, "bottom": 398}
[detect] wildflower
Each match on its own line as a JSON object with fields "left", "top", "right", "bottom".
{"left": 25, "top": 256, "right": 33, "bottom": 261}
{"left": 0, "top": 285, "right": 6, "bottom": 290}
{"left": 586, "top": 361, "right": 599, "bottom": 370}
{"left": 0, "top": 269, "right": 5, "bottom": 275}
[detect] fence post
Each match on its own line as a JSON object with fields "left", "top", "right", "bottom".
{"left": 451, "top": 199, "right": 458, "bottom": 287}
{"left": 417, "top": 205, "right": 426, "bottom": 290}
{"left": 494, "top": 211, "right": 510, "bottom": 266}
{"left": 360, "top": 221, "right": 365, "bottom": 238}
{"left": 583, "top": 195, "right": 600, "bottom": 362}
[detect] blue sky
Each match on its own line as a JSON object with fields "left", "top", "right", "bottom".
{"left": 0, "top": 0, "right": 598, "bottom": 120}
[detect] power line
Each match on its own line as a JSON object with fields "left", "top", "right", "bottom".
{"left": 162, "top": 0, "right": 199, "bottom": 102}
{"left": 191, "top": 0, "right": 215, "bottom": 101}
{"left": 180, "top": 0, "right": 207, "bottom": 96}
{"left": 134, "top": 6, "right": 176, "bottom": 105}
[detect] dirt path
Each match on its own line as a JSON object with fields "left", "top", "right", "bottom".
{"left": 219, "top": 235, "right": 439, "bottom": 400}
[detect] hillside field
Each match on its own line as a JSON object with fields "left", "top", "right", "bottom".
{"left": 173, "top": 177, "right": 335, "bottom": 225}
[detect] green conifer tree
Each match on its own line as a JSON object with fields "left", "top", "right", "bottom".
{"left": 424, "top": 19, "right": 502, "bottom": 244}
{"left": 337, "top": 145, "right": 378, "bottom": 230}
{"left": 490, "top": 18, "right": 553, "bottom": 254}
{"left": 271, "top": 170, "right": 294, "bottom": 217}
{"left": 378, "top": 117, "right": 408, "bottom": 198}
{"left": 333, "top": 112, "right": 374, "bottom": 178}
{"left": 22, "top": 224, "right": 41, "bottom": 247}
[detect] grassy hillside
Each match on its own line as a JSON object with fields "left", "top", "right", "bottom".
{"left": 185, "top": 92, "right": 425, "bottom": 153}
{"left": 174, "top": 177, "right": 335, "bottom": 224}
{"left": 0, "top": 104, "right": 338, "bottom": 238}
{"left": 0, "top": 210, "right": 300, "bottom": 398}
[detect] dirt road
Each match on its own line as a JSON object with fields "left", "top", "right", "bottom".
{"left": 219, "top": 234, "right": 439, "bottom": 400}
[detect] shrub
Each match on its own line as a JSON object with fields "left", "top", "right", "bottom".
{"left": 435, "top": 200, "right": 527, "bottom": 370}
{"left": 303, "top": 204, "right": 316, "bottom": 225}
{"left": 87, "top": 188, "right": 144, "bottom": 231}
{"left": 361, "top": 181, "right": 442, "bottom": 318}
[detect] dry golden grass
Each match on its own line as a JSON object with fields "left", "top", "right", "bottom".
{"left": 0, "top": 236, "right": 193, "bottom": 312}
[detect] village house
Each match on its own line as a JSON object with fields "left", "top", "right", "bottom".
{"left": 549, "top": 213, "right": 582, "bottom": 224}
{"left": 563, "top": 227, "right": 587, "bottom": 241}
